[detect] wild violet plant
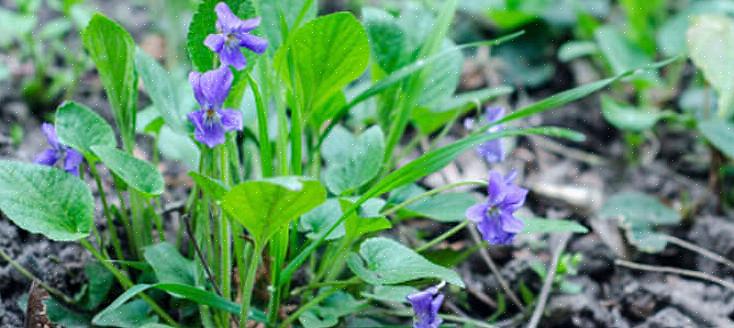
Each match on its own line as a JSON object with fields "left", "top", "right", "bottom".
{"left": 0, "top": 0, "right": 675, "bottom": 327}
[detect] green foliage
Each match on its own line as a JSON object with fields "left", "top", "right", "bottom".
{"left": 76, "top": 261, "right": 115, "bottom": 311}
{"left": 221, "top": 177, "right": 326, "bottom": 246}
{"left": 521, "top": 217, "right": 588, "bottom": 234}
{"left": 300, "top": 199, "right": 346, "bottom": 240}
{"left": 93, "top": 299, "right": 156, "bottom": 328}
{"left": 321, "top": 126, "right": 385, "bottom": 195}
{"left": 347, "top": 237, "right": 464, "bottom": 287}
{"left": 687, "top": 15, "right": 734, "bottom": 118}
{"left": 600, "top": 191, "right": 681, "bottom": 253}
{"left": 55, "top": 101, "right": 116, "bottom": 158}
{"left": 594, "top": 25, "right": 657, "bottom": 86}
{"left": 91, "top": 145, "right": 165, "bottom": 196}
{"left": 259, "top": 0, "right": 317, "bottom": 49}
{"left": 189, "top": 171, "right": 229, "bottom": 201}
{"left": 143, "top": 242, "right": 195, "bottom": 286}
{"left": 298, "top": 291, "right": 366, "bottom": 328}
{"left": 135, "top": 50, "right": 189, "bottom": 134}
{"left": 82, "top": 14, "right": 138, "bottom": 149}
{"left": 0, "top": 8, "right": 35, "bottom": 48}
{"left": 600, "top": 96, "right": 670, "bottom": 132}
{"left": 0, "top": 161, "right": 93, "bottom": 241}
{"left": 275, "top": 12, "right": 370, "bottom": 114}
{"left": 698, "top": 120, "right": 734, "bottom": 158}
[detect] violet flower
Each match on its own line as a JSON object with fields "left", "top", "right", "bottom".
{"left": 466, "top": 170, "right": 527, "bottom": 245}
{"left": 476, "top": 106, "right": 506, "bottom": 163}
{"left": 407, "top": 284, "right": 445, "bottom": 328}
{"left": 187, "top": 65, "right": 243, "bottom": 148}
{"left": 34, "top": 123, "right": 83, "bottom": 176}
{"left": 204, "top": 2, "right": 268, "bottom": 70}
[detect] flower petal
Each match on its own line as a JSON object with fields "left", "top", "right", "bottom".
{"left": 219, "top": 45, "right": 247, "bottom": 70}
{"left": 237, "top": 33, "right": 268, "bottom": 54}
{"left": 500, "top": 213, "right": 524, "bottom": 233}
{"left": 189, "top": 71, "right": 205, "bottom": 106}
{"left": 188, "top": 110, "right": 207, "bottom": 132}
{"left": 204, "top": 33, "right": 226, "bottom": 53}
{"left": 486, "top": 171, "right": 505, "bottom": 205}
{"left": 484, "top": 106, "right": 505, "bottom": 123}
{"left": 236, "top": 17, "right": 262, "bottom": 33}
{"left": 34, "top": 148, "right": 59, "bottom": 166}
{"left": 214, "top": 2, "right": 241, "bottom": 33}
{"left": 476, "top": 139, "right": 504, "bottom": 163}
{"left": 195, "top": 122, "right": 226, "bottom": 148}
{"left": 219, "top": 109, "right": 242, "bottom": 132}
{"left": 41, "top": 123, "right": 60, "bottom": 149}
{"left": 64, "top": 149, "right": 84, "bottom": 176}
{"left": 193, "top": 65, "right": 233, "bottom": 108}
{"left": 465, "top": 203, "right": 487, "bottom": 223}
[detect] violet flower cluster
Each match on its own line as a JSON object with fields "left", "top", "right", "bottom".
{"left": 34, "top": 123, "right": 83, "bottom": 175}
{"left": 466, "top": 171, "right": 527, "bottom": 245}
{"left": 407, "top": 284, "right": 445, "bottom": 328}
{"left": 188, "top": 2, "right": 267, "bottom": 148}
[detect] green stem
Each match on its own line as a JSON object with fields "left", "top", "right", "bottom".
{"left": 416, "top": 220, "right": 469, "bottom": 252}
{"left": 279, "top": 287, "right": 337, "bottom": 328}
{"left": 80, "top": 239, "right": 178, "bottom": 327}
{"left": 381, "top": 180, "right": 487, "bottom": 216}
{"left": 247, "top": 72, "right": 274, "bottom": 178}
{"left": 0, "top": 247, "right": 75, "bottom": 304}
{"left": 89, "top": 162, "right": 124, "bottom": 260}
{"left": 239, "top": 244, "right": 262, "bottom": 328}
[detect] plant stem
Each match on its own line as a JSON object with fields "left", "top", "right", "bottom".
{"left": 89, "top": 161, "right": 125, "bottom": 260}
{"left": 239, "top": 243, "right": 262, "bottom": 328}
{"left": 279, "top": 287, "right": 337, "bottom": 328}
{"left": 381, "top": 180, "right": 487, "bottom": 216}
{"left": 416, "top": 220, "right": 469, "bottom": 252}
{"left": 79, "top": 239, "right": 178, "bottom": 326}
{"left": 247, "top": 72, "right": 273, "bottom": 178}
{"left": 0, "top": 247, "right": 75, "bottom": 305}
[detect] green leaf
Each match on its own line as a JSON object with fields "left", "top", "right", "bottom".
{"left": 321, "top": 126, "right": 385, "bottom": 195}
{"left": 340, "top": 199, "right": 391, "bottom": 241}
{"left": 594, "top": 25, "right": 655, "bottom": 78}
{"left": 143, "top": 242, "right": 195, "bottom": 286}
{"left": 76, "top": 261, "right": 114, "bottom": 311}
{"left": 299, "top": 291, "right": 366, "bottom": 328}
{"left": 91, "top": 146, "right": 164, "bottom": 196}
{"left": 0, "top": 8, "right": 35, "bottom": 48}
{"left": 221, "top": 177, "right": 326, "bottom": 246}
{"left": 82, "top": 14, "right": 137, "bottom": 145}
{"left": 417, "top": 40, "right": 463, "bottom": 107}
{"left": 361, "top": 285, "right": 417, "bottom": 304}
{"left": 600, "top": 96, "right": 664, "bottom": 132}
{"left": 558, "top": 41, "right": 598, "bottom": 62}
{"left": 259, "top": 0, "right": 317, "bottom": 49}
{"left": 93, "top": 283, "right": 266, "bottom": 323}
{"left": 158, "top": 126, "right": 199, "bottom": 170}
{"left": 403, "top": 192, "right": 478, "bottom": 223}
{"left": 45, "top": 298, "right": 93, "bottom": 327}
{"left": 300, "top": 199, "right": 346, "bottom": 241}
{"left": 93, "top": 299, "right": 156, "bottom": 328}
{"left": 698, "top": 119, "right": 734, "bottom": 158}
{"left": 347, "top": 237, "right": 464, "bottom": 287}
{"left": 0, "top": 161, "right": 93, "bottom": 241}
{"left": 520, "top": 217, "right": 589, "bottom": 234}
{"left": 599, "top": 191, "right": 681, "bottom": 226}
{"left": 687, "top": 15, "right": 734, "bottom": 118}
{"left": 135, "top": 50, "right": 188, "bottom": 134}
{"left": 187, "top": 0, "right": 258, "bottom": 72}
{"left": 362, "top": 7, "right": 406, "bottom": 73}
{"left": 275, "top": 12, "right": 370, "bottom": 111}
{"left": 189, "top": 171, "right": 229, "bottom": 201}
{"left": 55, "top": 101, "right": 116, "bottom": 158}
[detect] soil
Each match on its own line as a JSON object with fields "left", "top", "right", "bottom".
{"left": 2, "top": 1, "right": 734, "bottom": 328}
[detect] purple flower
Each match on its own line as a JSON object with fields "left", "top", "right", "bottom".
{"left": 34, "top": 123, "right": 84, "bottom": 176}
{"left": 204, "top": 2, "right": 268, "bottom": 70}
{"left": 407, "top": 284, "right": 444, "bottom": 328}
{"left": 476, "top": 106, "right": 505, "bottom": 163}
{"left": 466, "top": 170, "right": 527, "bottom": 245}
{"left": 187, "top": 65, "right": 243, "bottom": 148}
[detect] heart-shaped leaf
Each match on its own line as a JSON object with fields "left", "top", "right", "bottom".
{"left": 0, "top": 161, "right": 93, "bottom": 241}
{"left": 347, "top": 237, "right": 464, "bottom": 287}
{"left": 143, "top": 242, "right": 195, "bottom": 286}
{"left": 222, "top": 177, "right": 326, "bottom": 246}
{"left": 275, "top": 12, "right": 370, "bottom": 111}
{"left": 189, "top": 171, "right": 229, "bottom": 202}
{"left": 298, "top": 291, "right": 366, "bottom": 328}
{"left": 321, "top": 126, "right": 385, "bottom": 195}
{"left": 300, "top": 199, "right": 346, "bottom": 241}
{"left": 403, "top": 192, "right": 478, "bottom": 223}
{"left": 687, "top": 15, "right": 734, "bottom": 118}
{"left": 91, "top": 146, "right": 164, "bottom": 196}
{"left": 55, "top": 101, "right": 116, "bottom": 158}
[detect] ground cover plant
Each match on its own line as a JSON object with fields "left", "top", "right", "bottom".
{"left": 0, "top": 0, "right": 733, "bottom": 327}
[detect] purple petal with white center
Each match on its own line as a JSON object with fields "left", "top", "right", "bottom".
{"left": 204, "top": 33, "right": 226, "bottom": 53}
{"left": 407, "top": 286, "right": 443, "bottom": 328}
{"left": 188, "top": 110, "right": 226, "bottom": 148}
{"left": 64, "top": 149, "right": 84, "bottom": 176}
{"left": 237, "top": 33, "right": 268, "bottom": 54}
{"left": 465, "top": 203, "right": 487, "bottom": 223}
{"left": 219, "top": 109, "right": 242, "bottom": 132}
{"left": 34, "top": 148, "right": 59, "bottom": 166}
